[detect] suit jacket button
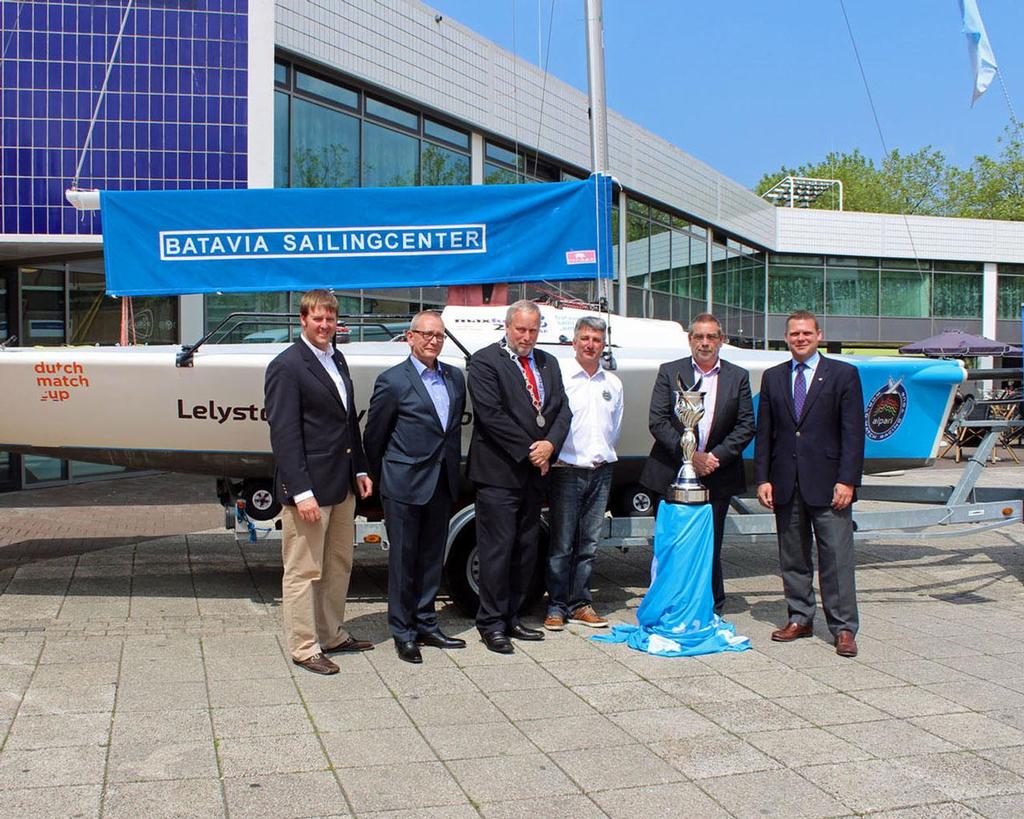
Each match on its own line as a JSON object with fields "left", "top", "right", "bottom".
{"left": 795, "top": 431, "right": 801, "bottom": 437}
{"left": 345, "top": 448, "right": 352, "bottom": 454}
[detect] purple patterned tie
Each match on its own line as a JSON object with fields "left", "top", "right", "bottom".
{"left": 793, "top": 362, "right": 807, "bottom": 419}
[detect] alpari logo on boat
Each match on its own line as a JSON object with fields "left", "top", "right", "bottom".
{"left": 865, "top": 377, "right": 907, "bottom": 441}
{"left": 159, "top": 225, "right": 487, "bottom": 262}
{"left": 35, "top": 361, "right": 90, "bottom": 403}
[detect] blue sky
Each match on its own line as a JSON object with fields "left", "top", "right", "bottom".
{"left": 426, "top": 1, "right": 1023, "bottom": 188}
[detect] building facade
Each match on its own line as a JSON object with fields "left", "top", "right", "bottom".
{"left": 2, "top": 0, "right": 1022, "bottom": 490}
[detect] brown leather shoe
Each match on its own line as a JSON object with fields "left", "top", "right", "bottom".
{"left": 543, "top": 613, "right": 565, "bottom": 631}
{"left": 324, "top": 637, "right": 375, "bottom": 653}
{"left": 835, "top": 630, "right": 858, "bottom": 657}
{"left": 771, "top": 622, "right": 813, "bottom": 642}
{"left": 568, "top": 605, "right": 609, "bottom": 628}
{"left": 293, "top": 653, "right": 339, "bottom": 675}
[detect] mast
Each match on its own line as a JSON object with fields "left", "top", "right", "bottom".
{"left": 583, "top": 0, "right": 618, "bottom": 314}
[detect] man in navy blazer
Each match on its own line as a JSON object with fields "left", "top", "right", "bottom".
{"left": 363, "top": 311, "right": 467, "bottom": 664}
{"left": 264, "top": 289, "right": 374, "bottom": 675}
{"left": 467, "top": 300, "right": 572, "bottom": 653}
{"left": 640, "top": 313, "right": 755, "bottom": 615}
{"left": 754, "top": 310, "right": 865, "bottom": 657}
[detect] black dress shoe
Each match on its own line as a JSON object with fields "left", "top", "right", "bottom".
{"left": 508, "top": 624, "right": 545, "bottom": 641}
{"left": 415, "top": 630, "right": 467, "bottom": 649}
{"left": 393, "top": 638, "right": 422, "bottom": 664}
{"left": 480, "top": 630, "right": 514, "bottom": 654}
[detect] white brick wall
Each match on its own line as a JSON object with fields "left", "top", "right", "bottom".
{"left": 776, "top": 208, "right": 1024, "bottom": 263}
{"left": 274, "top": 0, "right": 777, "bottom": 248}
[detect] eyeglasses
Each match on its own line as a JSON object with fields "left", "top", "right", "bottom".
{"left": 409, "top": 330, "right": 445, "bottom": 342}
{"left": 689, "top": 334, "right": 721, "bottom": 342}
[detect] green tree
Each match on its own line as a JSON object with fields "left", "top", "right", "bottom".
{"left": 755, "top": 121, "right": 1024, "bottom": 221}
{"left": 755, "top": 146, "right": 953, "bottom": 215}
{"left": 946, "top": 119, "right": 1024, "bottom": 221}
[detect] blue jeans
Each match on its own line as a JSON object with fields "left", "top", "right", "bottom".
{"left": 546, "top": 463, "right": 613, "bottom": 617}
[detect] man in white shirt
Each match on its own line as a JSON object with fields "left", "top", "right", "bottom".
{"left": 264, "top": 290, "right": 374, "bottom": 675}
{"left": 544, "top": 316, "right": 623, "bottom": 631}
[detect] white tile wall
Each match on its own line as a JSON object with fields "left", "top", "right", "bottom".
{"left": 274, "top": 0, "right": 777, "bottom": 248}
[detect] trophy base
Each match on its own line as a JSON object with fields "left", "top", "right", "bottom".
{"left": 665, "top": 485, "right": 709, "bottom": 505}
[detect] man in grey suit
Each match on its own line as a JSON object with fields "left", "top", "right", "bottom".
{"left": 640, "top": 313, "right": 755, "bottom": 615}
{"left": 754, "top": 310, "right": 865, "bottom": 657}
{"left": 364, "top": 311, "right": 467, "bottom": 664}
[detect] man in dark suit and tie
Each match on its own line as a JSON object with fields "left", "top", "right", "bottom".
{"left": 754, "top": 310, "right": 865, "bottom": 658}
{"left": 363, "top": 310, "right": 467, "bottom": 664}
{"left": 639, "top": 312, "right": 755, "bottom": 615}
{"left": 468, "top": 299, "right": 572, "bottom": 653}
{"left": 264, "top": 289, "right": 375, "bottom": 675}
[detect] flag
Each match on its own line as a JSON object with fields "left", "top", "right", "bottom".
{"left": 959, "top": 0, "right": 998, "bottom": 106}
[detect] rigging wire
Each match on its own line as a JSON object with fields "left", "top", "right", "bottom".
{"left": 71, "top": 0, "right": 135, "bottom": 190}
{"left": 837, "top": 0, "right": 926, "bottom": 275}
{"left": 529, "top": 0, "right": 558, "bottom": 180}
{"left": 1, "top": 2, "right": 29, "bottom": 60}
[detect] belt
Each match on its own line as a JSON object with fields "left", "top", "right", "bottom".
{"left": 554, "top": 460, "right": 612, "bottom": 470}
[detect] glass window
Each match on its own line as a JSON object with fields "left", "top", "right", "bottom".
{"left": 365, "top": 96, "right": 418, "bottom": 131}
{"left": 205, "top": 292, "right": 292, "bottom": 342}
{"left": 827, "top": 256, "right": 877, "bottom": 268}
{"left": 484, "top": 162, "right": 518, "bottom": 185}
{"left": 485, "top": 142, "right": 518, "bottom": 166}
{"left": 24, "top": 454, "right": 67, "bottom": 485}
{"left": 625, "top": 212, "right": 650, "bottom": 281}
{"left": 933, "top": 273, "right": 982, "bottom": 318}
{"left": 770, "top": 254, "right": 823, "bottom": 266}
{"left": 295, "top": 70, "right": 358, "bottom": 109}
{"left": 769, "top": 265, "right": 824, "bottom": 314}
{"left": 363, "top": 121, "right": 418, "bottom": 187}
{"left": 933, "top": 260, "right": 983, "bottom": 273}
{"left": 826, "top": 268, "right": 878, "bottom": 316}
{"left": 70, "top": 269, "right": 177, "bottom": 345}
{"left": 421, "top": 142, "right": 469, "bottom": 186}
{"left": 627, "top": 199, "right": 649, "bottom": 217}
{"left": 997, "top": 275, "right": 1024, "bottom": 320}
{"left": 651, "top": 206, "right": 673, "bottom": 226}
{"left": 291, "top": 98, "right": 359, "bottom": 187}
{"left": 880, "top": 269, "right": 930, "bottom": 317}
{"left": 274, "top": 61, "right": 287, "bottom": 85}
{"left": 881, "top": 258, "right": 930, "bottom": 271}
{"left": 274, "top": 91, "right": 289, "bottom": 186}
{"left": 20, "top": 266, "right": 65, "bottom": 345}
{"left": 424, "top": 118, "right": 469, "bottom": 149}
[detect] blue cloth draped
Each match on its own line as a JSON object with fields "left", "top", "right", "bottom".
{"left": 592, "top": 503, "right": 750, "bottom": 657}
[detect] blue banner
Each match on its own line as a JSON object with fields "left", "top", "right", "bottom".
{"left": 100, "top": 176, "right": 615, "bottom": 296}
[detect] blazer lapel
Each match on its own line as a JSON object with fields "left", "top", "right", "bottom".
{"left": 300, "top": 342, "right": 346, "bottom": 414}
{"left": 781, "top": 362, "right": 798, "bottom": 423}
{"left": 704, "top": 362, "right": 729, "bottom": 444}
{"left": 405, "top": 358, "right": 444, "bottom": 432}
{"left": 678, "top": 358, "right": 697, "bottom": 391}
{"left": 441, "top": 363, "right": 460, "bottom": 430}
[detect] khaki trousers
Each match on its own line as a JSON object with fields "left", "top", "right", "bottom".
{"left": 281, "top": 494, "right": 356, "bottom": 662}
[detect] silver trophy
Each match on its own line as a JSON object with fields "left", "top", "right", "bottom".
{"left": 665, "top": 375, "right": 709, "bottom": 504}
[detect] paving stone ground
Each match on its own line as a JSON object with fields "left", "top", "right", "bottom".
{"left": 0, "top": 462, "right": 1022, "bottom": 818}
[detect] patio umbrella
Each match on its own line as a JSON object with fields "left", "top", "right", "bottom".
{"left": 899, "top": 328, "right": 1022, "bottom": 357}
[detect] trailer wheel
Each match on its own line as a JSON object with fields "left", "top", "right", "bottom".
{"left": 443, "top": 513, "right": 549, "bottom": 618}
{"left": 444, "top": 525, "right": 480, "bottom": 617}
{"left": 241, "top": 479, "right": 280, "bottom": 521}
{"left": 615, "top": 483, "right": 654, "bottom": 517}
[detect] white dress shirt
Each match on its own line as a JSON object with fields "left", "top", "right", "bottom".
{"left": 301, "top": 334, "right": 349, "bottom": 410}
{"left": 693, "top": 359, "right": 720, "bottom": 453}
{"left": 790, "top": 351, "right": 821, "bottom": 397}
{"left": 557, "top": 358, "right": 623, "bottom": 467}
{"left": 294, "top": 335, "right": 363, "bottom": 504}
